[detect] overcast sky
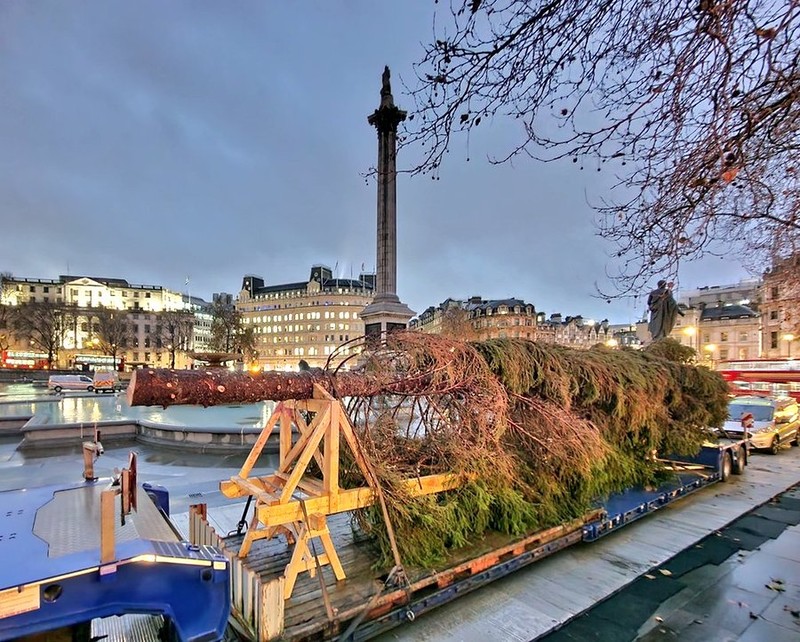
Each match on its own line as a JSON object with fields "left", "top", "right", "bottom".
{"left": 0, "top": 1, "right": 751, "bottom": 324}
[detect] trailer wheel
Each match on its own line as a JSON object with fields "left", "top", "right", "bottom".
{"left": 721, "top": 452, "right": 733, "bottom": 481}
{"left": 54, "top": 385, "right": 62, "bottom": 393}
{"left": 732, "top": 447, "right": 746, "bottom": 475}
{"left": 769, "top": 436, "right": 780, "bottom": 455}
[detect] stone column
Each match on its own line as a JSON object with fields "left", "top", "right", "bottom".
{"left": 360, "top": 67, "right": 415, "bottom": 340}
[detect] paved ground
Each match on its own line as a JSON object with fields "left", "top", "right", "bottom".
{"left": 542, "top": 486, "right": 800, "bottom": 641}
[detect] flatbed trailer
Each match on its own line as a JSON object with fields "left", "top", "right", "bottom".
{"left": 185, "top": 437, "right": 749, "bottom": 642}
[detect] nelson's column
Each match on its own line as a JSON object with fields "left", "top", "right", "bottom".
{"left": 360, "top": 66, "right": 415, "bottom": 340}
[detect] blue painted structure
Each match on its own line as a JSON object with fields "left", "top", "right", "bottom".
{"left": 583, "top": 439, "right": 749, "bottom": 541}
{"left": 0, "top": 480, "right": 230, "bottom": 642}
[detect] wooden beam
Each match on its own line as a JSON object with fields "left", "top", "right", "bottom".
{"left": 100, "top": 489, "right": 117, "bottom": 564}
{"left": 277, "top": 406, "right": 330, "bottom": 476}
{"left": 278, "top": 405, "right": 292, "bottom": 464}
{"left": 324, "top": 401, "right": 340, "bottom": 511}
{"left": 255, "top": 473, "right": 460, "bottom": 527}
{"left": 240, "top": 404, "right": 283, "bottom": 479}
{"left": 278, "top": 414, "right": 329, "bottom": 504}
{"left": 259, "top": 578, "right": 285, "bottom": 642}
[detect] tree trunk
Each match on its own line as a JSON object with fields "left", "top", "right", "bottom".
{"left": 126, "top": 368, "right": 441, "bottom": 408}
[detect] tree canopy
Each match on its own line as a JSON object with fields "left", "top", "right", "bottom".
{"left": 406, "top": 0, "right": 799, "bottom": 294}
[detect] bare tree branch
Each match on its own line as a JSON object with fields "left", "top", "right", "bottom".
{"left": 405, "top": 0, "right": 800, "bottom": 294}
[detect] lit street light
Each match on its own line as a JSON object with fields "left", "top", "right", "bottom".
{"left": 782, "top": 333, "right": 795, "bottom": 358}
{"left": 703, "top": 343, "right": 717, "bottom": 367}
{"left": 683, "top": 326, "right": 699, "bottom": 354}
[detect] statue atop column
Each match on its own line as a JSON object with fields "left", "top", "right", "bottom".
{"left": 381, "top": 66, "right": 391, "bottom": 96}
{"left": 360, "top": 66, "right": 415, "bottom": 341}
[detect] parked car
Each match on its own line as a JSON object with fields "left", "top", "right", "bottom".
{"left": 47, "top": 374, "right": 95, "bottom": 393}
{"left": 723, "top": 395, "right": 800, "bottom": 454}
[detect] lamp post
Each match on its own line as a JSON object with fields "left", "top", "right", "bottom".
{"left": 703, "top": 343, "right": 717, "bottom": 368}
{"left": 782, "top": 333, "right": 795, "bottom": 359}
{"left": 683, "top": 326, "right": 698, "bottom": 355}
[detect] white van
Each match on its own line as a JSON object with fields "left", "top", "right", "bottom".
{"left": 48, "top": 374, "right": 95, "bottom": 393}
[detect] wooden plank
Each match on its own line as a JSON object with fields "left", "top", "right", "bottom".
{"left": 100, "top": 489, "right": 117, "bottom": 564}
{"left": 255, "top": 474, "right": 459, "bottom": 527}
{"left": 240, "top": 406, "right": 283, "bottom": 479}
{"left": 324, "top": 402, "right": 340, "bottom": 510}
{"left": 279, "top": 405, "right": 292, "bottom": 464}
{"left": 223, "top": 475, "right": 272, "bottom": 501}
{"left": 278, "top": 406, "right": 330, "bottom": 477}
{"left": 279, "top": 409, "right": 330, "bottom": 504}
{"left": 273, "top": 472, "right": 324, "bottom": 497}
{"left": 291, "top": 409, "right": 325, "bottom": 472}
{"left": 259, "top": 577, "right": 285, "bottom": 642}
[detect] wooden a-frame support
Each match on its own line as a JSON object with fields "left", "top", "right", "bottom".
{"left": 220, "top": 384, "right": 460, "bottom": 599}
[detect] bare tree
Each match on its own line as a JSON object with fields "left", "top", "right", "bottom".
{"left": 239, "top": 326, "right": 258, "bottom": 365}
{"left": 12, "top": 301, "right": 69, "bottom": 368}
{"left": 441, "top": 307, "right": 479, "bottom": 340}
{"left": 210, "top": 299, "right": 241, "bottom": 353}
{"left": 406, "top": 1, "right": 800, "bottom": 295}
{"left": 159, "top": 310, "right": 194, "bottom": 369}
{"left": 94, "top": 307, "right": 132, "bottom": 370}
{"left": 0, "top": 273, "right": 14, "bottom": 352}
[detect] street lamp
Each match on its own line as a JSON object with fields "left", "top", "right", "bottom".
{"left": 782, "top": 333, "right": 795, "bottom": 358}
{"left": 683, "top": 326, "right": 699, "bottom": 355}
{"left": 703, "top": 343, "right": 717, "bottom": 367}
{"left": 605, "top": 338, "right": 619, "bottom": 348}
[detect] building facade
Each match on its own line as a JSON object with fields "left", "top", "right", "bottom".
{"left": 0, "top": 274, "right": 208, "bottom": 370}
{"left": 236, "top": 265, "right": 375, "bottom": 372}
{"left": 535, "top": 314, "right": 612, "bottom": 348}
{"left": 759, "top": 258, "right": 799, "bottom": 359}
{"left": 678, "top": 280, "right": 761, "bottom": 311}
{"left": 411, "top": 296, "right": 537, "bottom": 341}
{"left": 643, "top": 304, "right": 761, "bottom": 365}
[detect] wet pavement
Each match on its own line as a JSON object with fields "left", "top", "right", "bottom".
{"left": 541, "top": 486, "right": 800, "bottom": 641}
{"left": 0, "top": 435, "right": 275, "bottom": 515}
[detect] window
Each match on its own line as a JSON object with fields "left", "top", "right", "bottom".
{"left": 771, "top": 331, "right": 779, "bottom": 349}
{"left": 43, "top": 286, "right": 49, "bottom": 293}
{"left": 739, "top": 332, "right": 748, "bottom": 342}
{"left": 720, "top": 332, "right": 728, "bottom": 342}
{"left": 770, "top": 310, "right": 779, "bottom": 320}
{"left": 771, "top": 285, "right": 779, "bottom": 299}
{"left": 719, "top": 349, "right": 729, "bottom": 360}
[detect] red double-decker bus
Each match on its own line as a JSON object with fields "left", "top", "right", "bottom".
{"left": 0, "top": 350, "right": 49, "bottom": 369}
{"left": 717, "top": 358, "right": 800, "bottom": 401}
